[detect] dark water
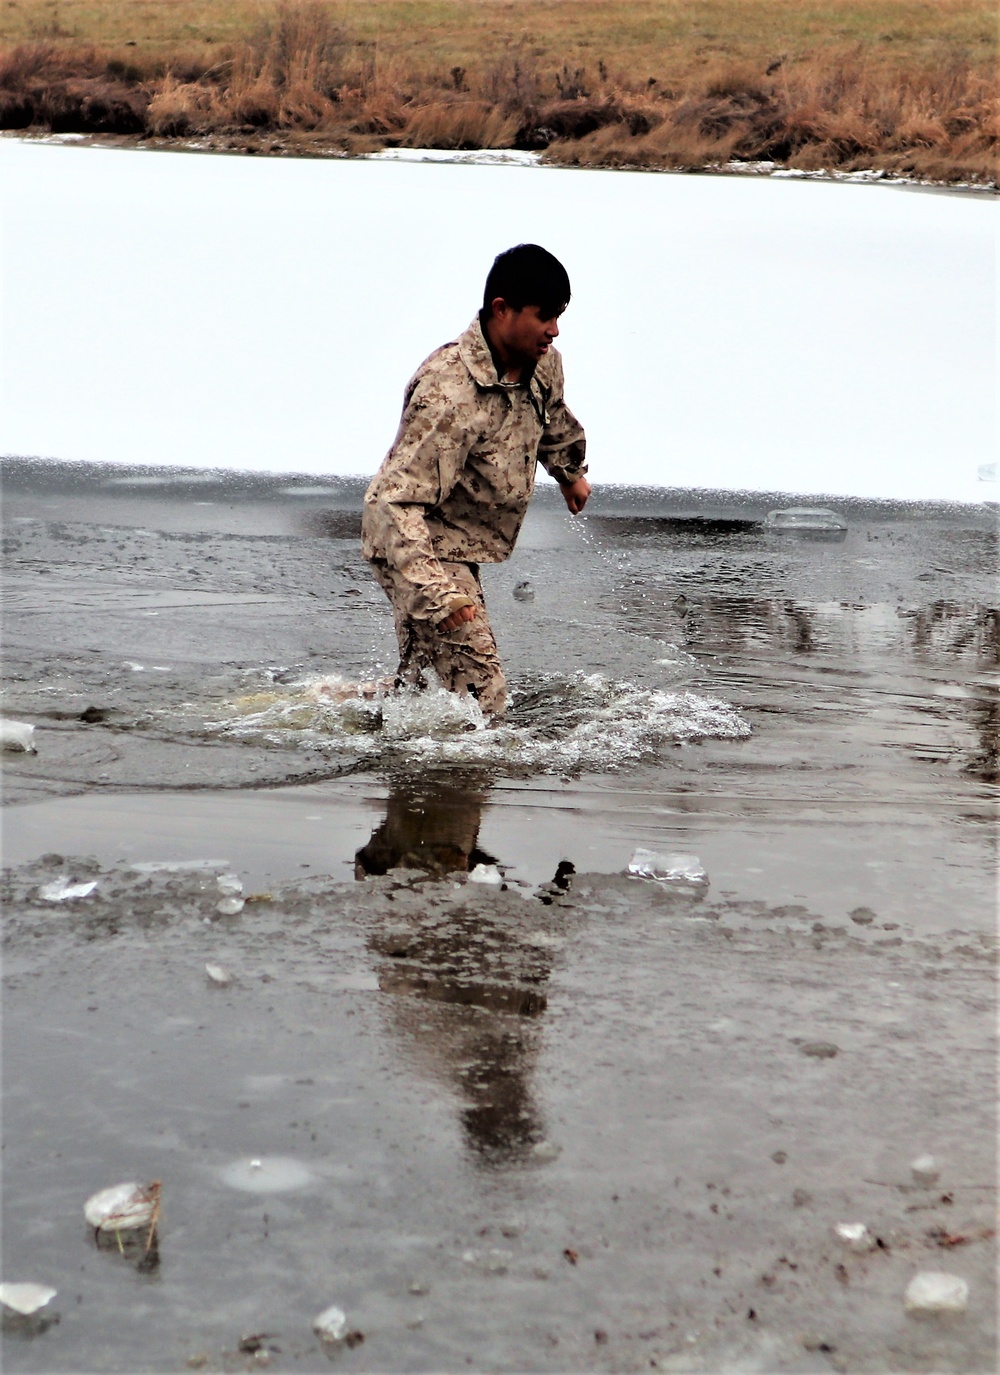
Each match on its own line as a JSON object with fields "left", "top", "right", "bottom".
{"left": 2, "top": 459, "right": 996, "bottom": 933}
{"left": 1, "top": 460, "right": 997, "bottom": 1373}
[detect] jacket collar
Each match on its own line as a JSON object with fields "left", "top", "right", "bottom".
{"left": 459, "top": 315, "right": 553, "bottom": 393}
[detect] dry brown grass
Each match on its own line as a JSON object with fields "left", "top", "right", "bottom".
{"left": 1, "top": 0, "right": 996, "bottom": 183}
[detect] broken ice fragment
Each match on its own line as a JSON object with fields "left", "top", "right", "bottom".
{"left": 833, "top": 1222, "right": 877, "bottom": 1252}
{"left": 0, "top": 1284, "right": 57, "bottom": 1316}
{"left": 0, "top": 720, "right": 37, "bottom": 753}
{"left": 904, "top": 1271, "right": 968, "bottom": 1316}
{"left": 910, "top": 1154, "right": 940, "bottom": 1187}
{"left": 216, "top": 873, "right": 243, "bottom": 897}
{"left": 529, "top": 1139, "right": 562, "bottom": 1162}
{"left": 216, "top": 897, "right": 245, "bottom": 916}
{"left": 205, "top": 964, "right": 233, "bottom": 986}
{"left": 39, "top": 878, "right": 98, "bottom": 902}
{"left": 84, "top": 1181, "right": 159, "bottom": 1233}
{"left": 764, "top": 507, "right": 847, "bottom": 534}
{"left": 513, "top": 580, "right": 535, "bottom": 602}
{"left": 312, "top": 1305, "right": 347, "bottom": 1342}
{"left": 628, "top": 849, "right": 707, "bottom": 888}
{"left": 468, "top": 863, "right": 503, "bottom": 886}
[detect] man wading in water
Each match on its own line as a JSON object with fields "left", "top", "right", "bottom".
{"left": 362, "top": 243, "right": 590, "bottom": 721}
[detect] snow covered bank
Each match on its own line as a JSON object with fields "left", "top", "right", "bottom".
{"left": 1, "top": 140, "right": 993, "bottom": 503}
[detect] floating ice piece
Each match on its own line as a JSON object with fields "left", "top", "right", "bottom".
{"left": 39, "top": 878, "right": 98, "bottom": 902}
{"left": 910, "top": 1154, "right": 940, "bottom": 1187}
{"left": 469, "top": 863, "right": 503, "bottom": 886}
{"left": 0, "top": 720, "right": 37, "bottom": 753}
{"left": 513, "top": 580, "right": 535, "bottom": 602}
{"left": 0, "top": 1284, "right": 57, "bottom": 1316}
{"left": 977, "top": 462, "right": 996, "bottom": 482}
{"left": 216, "top": 873, "right": 244, "bottom": 896}
{"left": 219, "top": 1156, "right": 316, "bottom": 1193}
{"left": 833, "top": 1222, "right": 877, "bottom": 1252}
{"left": 530, "top": 1139, "right": 562, "bottom": 1163}
{"left": 84, "top": 1181, "right": 159, "bottom": 1233}
{"left": 628, "top": 848, "right": 708, "bottom": 887}
{"left": 764, "top": 507, "right": 848, "bottom": 534}
{"left": 205, "top": 964, "right": 233, "bottom": 986}
{"left": 216, "top": 897, "right": 245, "bottom": 916}
{"left": 312, "top": 1305, "right": 347, "bottom": 1342}
{"left": 904, "top": 1271, "right": 969, "bottom": 1316}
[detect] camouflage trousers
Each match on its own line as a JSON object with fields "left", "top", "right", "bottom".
{"left": 369, "top": 559, "right": 507, "bottom": 720}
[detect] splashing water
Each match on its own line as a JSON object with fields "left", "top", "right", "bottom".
{"left": 209, "top": 671, "right": 750, "bottom": 773}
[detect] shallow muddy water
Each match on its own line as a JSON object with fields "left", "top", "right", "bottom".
{"left": 1, "top": 461, "right": 997, "bottom": 1372}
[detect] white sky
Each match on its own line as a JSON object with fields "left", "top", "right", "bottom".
{"left": 1, "top": 140, "right": 995, "bottom": 501}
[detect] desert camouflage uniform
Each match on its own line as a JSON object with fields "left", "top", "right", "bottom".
{"left": 363, "top": 314, "right": 587, "bottom": 717}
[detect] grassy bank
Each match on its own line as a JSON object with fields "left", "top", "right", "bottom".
{"left": 1, "top": 0, "right": 996, "bottom": 183}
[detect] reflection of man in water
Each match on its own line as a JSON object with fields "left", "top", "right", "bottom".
{"left": 354, "top": 779, "right": 494, "bottom": 879}
{"left": 362, "top": 244, "right": 590, "bottom": 721}
{"left": 357, "top": 781, "right": 552, "bottom": 1164}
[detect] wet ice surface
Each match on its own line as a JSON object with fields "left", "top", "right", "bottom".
{"left": 1, "top": 460, "right": 997, "bottom": 1371}
{"left": 1, "top": 856, "right": 996, "bottom": 1373}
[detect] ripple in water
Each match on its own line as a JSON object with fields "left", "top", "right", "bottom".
{"left": 209, "top": 671, "right": 750, "bottom": 772}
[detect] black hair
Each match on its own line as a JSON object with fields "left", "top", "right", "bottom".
{"left": 482, "top": 243, "right": 571, "bottom": 320}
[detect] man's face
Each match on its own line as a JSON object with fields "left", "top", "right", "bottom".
{"left": 492, "top": 300, "right": 563, "bottom": 364}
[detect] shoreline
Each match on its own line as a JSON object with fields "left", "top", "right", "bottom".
{"left": 6, "top": 128, "right": 996, "bottom": 197}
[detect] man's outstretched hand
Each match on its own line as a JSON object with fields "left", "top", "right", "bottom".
{"left": 560, "top": 476, "right": 591, "bottom": 514}
{"left": 437, "top": 604, "right": 477, "bottom": 634}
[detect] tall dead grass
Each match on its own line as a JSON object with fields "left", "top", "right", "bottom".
{"left": 1, "top": 1, "right": 996, "bottom": 183}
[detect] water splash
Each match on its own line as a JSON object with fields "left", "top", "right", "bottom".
{"left": 208, "top": 670, "right": 750, "bottom": 773}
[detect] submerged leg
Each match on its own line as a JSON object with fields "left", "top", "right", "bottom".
{"left": 369, "top": 559, "right": 507, "bottom": 720}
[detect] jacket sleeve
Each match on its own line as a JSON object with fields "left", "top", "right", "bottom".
{"left": 536, "top": 352, "right": 587, "bottom": 486}
{"left": 367, "top": 369, "right": 478, "bottom": 624}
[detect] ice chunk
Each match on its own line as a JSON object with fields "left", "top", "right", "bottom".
{"left": 904, "top": 1271, "right": 969, "bottom": 1316}
{"left": 764, "top": 507, "right": 848, "bottom": 534}
{"left": 833, "top": 1222, "right": 877, "bottom": 1252}
{"left": 84, "top": 1181, "right": 159, "bottom": 1233}
{"left": 0, "top": 720, "right": 37, "bottom": 753}
{"left": 910, "top": 1154, "right": 940, "bottom": 1186}
{"left": 469, "top": 863, "right": 503, "bottom": 886}
{"left": 205, "top": 964, "right": 233, "bottom": 986}
{"left": 216, "top": 873, "right": 243, "bottom": 896}
{"left": 0, "top": 1284, "right": 57, "bottom": 1316}
{"left": 313, "top": 1305, "right": 347, "bottom": 1342}
{"left": 216, "top": 897, "right": 245, "bottom": 915}
{"left": 529, "top": 1139, "right": 562, "bottom": 1162}
{"left": 977, "top": 462, "right": 996, "bottom": 482}
{"left": 513, "top": 580, "right": 535, "bottom": 602}
{"left": 628, "top": 848, "right": 708, "bottom": 888}
{"left": 39, "top": 878, "right": 98, "bottom": 902}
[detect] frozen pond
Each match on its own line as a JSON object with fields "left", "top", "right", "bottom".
{"left": 0, "top": 140, "right": 995, "bottom": 502}
{"left": 0, "top": 147, "right": 997, "bottom": 1374}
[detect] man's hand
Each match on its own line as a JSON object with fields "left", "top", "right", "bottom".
{"left": 560, "top": 476, "right": 591, "bottom": 514}
{"left": 437, "top": 604, "right": 477, "bottom": 634}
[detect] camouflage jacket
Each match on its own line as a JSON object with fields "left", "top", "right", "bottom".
{"left": 362, "top": 315, "right": 587, "bottom": 623}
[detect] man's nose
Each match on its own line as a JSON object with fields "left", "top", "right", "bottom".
{"left": 547, "top": 318, "right": 559, "bottom": 338}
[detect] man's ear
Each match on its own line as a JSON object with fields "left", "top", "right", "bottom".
{"left": 491, "top": 296, "right": 511, "bottom": 321}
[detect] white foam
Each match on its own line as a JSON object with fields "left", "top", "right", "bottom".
{"left": 209, "top": 672, "right": 750, "bottom": 773}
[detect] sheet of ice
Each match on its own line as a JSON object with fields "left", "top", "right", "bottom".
{"left": 0, "top": 141, "right": 994, "bottom": 502}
